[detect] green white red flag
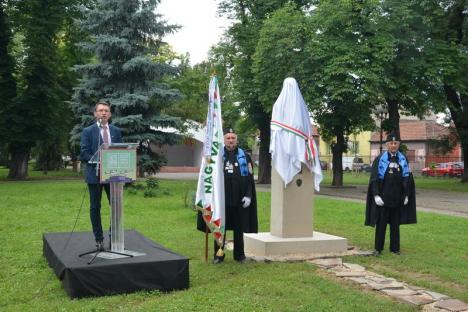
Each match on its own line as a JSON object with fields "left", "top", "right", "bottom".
{"left": 195, "top": 76, "right": 225, "bottom": 248}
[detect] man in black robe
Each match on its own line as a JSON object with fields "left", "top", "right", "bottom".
{"left": 365, "top": 132, "right": 417, "bottom": 256}
{"left": 211, "top": 128, "right": 258, "bottom": 263}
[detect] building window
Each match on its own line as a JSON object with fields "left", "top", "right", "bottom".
{"left": 348, "top": 141, "right": 359, "bottom": 155}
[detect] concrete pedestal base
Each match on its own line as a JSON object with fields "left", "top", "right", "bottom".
{"left": 244, "top": 231, "right": 348, "bottom": 258}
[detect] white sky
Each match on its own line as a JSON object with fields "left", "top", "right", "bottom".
{"left": 158, "top": 0, "right": 231, "bottom": 65}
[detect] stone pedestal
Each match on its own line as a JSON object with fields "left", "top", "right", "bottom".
{"left": 244, "top": 166, "right": 347, "bottom": 258}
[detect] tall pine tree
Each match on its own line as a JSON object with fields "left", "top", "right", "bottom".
{"left": 70, "top": 0, "right": 181, "bottom": 174}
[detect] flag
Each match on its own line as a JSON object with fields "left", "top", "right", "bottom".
{"left": 195, "top": 76, "right": 225, "bottom": 249}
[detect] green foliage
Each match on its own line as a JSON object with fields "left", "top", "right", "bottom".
{"left": 143, "top": 188, "right": 157, "bottom": 198}
{"left": 164, "top": 58, "right": 212, "bottom": 123}
{"left": 0, "top": 3, "right": 17, "bottom": 132}
{"left": 253, "top": 3, "right": 310, "bottom": 112}
{"left": 70, "top": 0, "right": 182, "bottom": 175}
{"left": 217, "top": 0, "right": 311, "bottom": 183}
{"left": 145, "top": 177, "right": 159, "bottom": 189}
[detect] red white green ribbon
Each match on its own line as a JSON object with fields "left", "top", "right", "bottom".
{"left": 271, "top": 120, "right": 316, "bottom": 166}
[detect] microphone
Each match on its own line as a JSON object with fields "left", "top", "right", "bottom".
{"left": 98, "top": 118, "right": 103, "bottom": 128}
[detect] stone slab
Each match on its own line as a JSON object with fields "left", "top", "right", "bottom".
{"left": 422, "top": 290, "right": 450, "bottom": 301}
{"left": 381, "top": 288, "right": 419, "bottom": 297}
{"left": 434, "top": 299, "right": 468, "bottom": 312}
{"left": 244, "top": 231, "right": 348, "bottom": 257}
{"left": 309, "top": 258, "right": 342, "bottom": 268}
{"left": 367, "top": 281, "right": 404, "bottom": 290}
{"left": 343, "top": 263, "right": 366, "bottom": 271}
{"left": 399, "top": 294, "right": 435, "bottom": 306}
{"left": 335, "top": 270, "right": 367, "bottom": 277}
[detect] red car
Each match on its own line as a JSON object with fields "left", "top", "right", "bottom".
{"left": 421, "top": 162, "right": 464, "bottom": 177}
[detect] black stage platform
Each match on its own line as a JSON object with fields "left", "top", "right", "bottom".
{"left": 43, "top": 230, "right": 189, "bottom": 298}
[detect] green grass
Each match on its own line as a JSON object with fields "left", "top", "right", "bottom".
{"left": 321, "top": 170, "right": 468, "bottom": 192}
{"left": 0, "top": 166, "right": 82, "bottom": 181}
{"left": 0, "top": 180, "right": 427, "bottom": 311}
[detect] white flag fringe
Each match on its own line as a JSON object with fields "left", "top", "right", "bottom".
{"left": 195, "top": 76, "right": 225, "bottom": 247}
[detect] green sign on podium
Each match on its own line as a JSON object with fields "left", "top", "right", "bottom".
{"left": 100, "top": 143, "right": 138, "bottom": 183}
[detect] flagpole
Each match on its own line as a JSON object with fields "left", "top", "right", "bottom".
{"left": 204, "top": 226, "right": 209, "bottom": 262}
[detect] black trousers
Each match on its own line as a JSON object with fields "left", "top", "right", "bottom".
{"left": 88, "top": 183, "right": 110, "bottom": 242}
{"left": 375, "top": 205, "right": 400, "bottom": 252}
{"left": 213, "top": 228, "right": 245, "bottom": 261}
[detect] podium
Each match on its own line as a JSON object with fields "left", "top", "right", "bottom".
{"left": 80, "top": 142, "right": 138, "bottom": 263}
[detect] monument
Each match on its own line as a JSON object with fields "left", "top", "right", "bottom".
{"left": 244, "top": 78, "right": 348, "bottom": 258}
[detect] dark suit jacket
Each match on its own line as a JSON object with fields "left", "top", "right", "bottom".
{"left": 80, "top": 123, "right": 122, "bottom": 184}
{"left": 365, "top": 153, "right": 417, "bottom": 227}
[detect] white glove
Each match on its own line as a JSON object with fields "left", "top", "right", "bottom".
{"left": 404, "top": 196, "right": 408, "bottom": 205}
{"left": 241, "top": 197, "right": 251, "bottom": 208}
{"left": 374, "top": 195, "right": 384, "bottom": 206}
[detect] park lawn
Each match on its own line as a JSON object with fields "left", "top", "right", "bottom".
{"left": 0, "top": 166, "right": 82, "bottom": 181}
{"left": 321, "top": 171, "right": 468, "bottom": 192}
{"left": 0, "top": 179, "right": 466, "bottom": 311}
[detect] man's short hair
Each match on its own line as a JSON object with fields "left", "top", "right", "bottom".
{"left": 94, "top": 101, "right": 111, "bottom": 111}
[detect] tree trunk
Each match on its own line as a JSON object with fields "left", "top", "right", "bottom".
{"left": 7, "top": 145, "right": 30, "bottom": 180}
{"left": 444, "top": 85, "right": 468, "bottom": 183}
{"left": 386, "top": 98, "right": 401, "bottom": 137}
{"left": 331, "top": 131, "right": 345, "bottom": 186}
{"left": 461, "top": 142, "right": 468, "bottom": 183}
{"left": 257, "top": 118, "right": 271, "bottom": 184}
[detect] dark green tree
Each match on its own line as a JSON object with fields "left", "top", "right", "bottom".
{"left": 417, "top": 0, "right": 468, "bottom": 182}
{"left": 218, "top": 0, "right": 312, "bottom": 183}
{"left": 252, "top": 4, "right": 310, "bottom": 110}
{"left": 302, "top": 0, "right": 379, "bottom": 186}
{"left": 165, "top": 57, "right": 212, "bottom": 123}
{"left": 0, "top": 1, "right": 17, "bottom": 168}
{"left": 374, "top": 0, "right": 446, "bottom": 137}
{"left": 1, "top": 0, "right": 66, "bottom": 179}
{"left": 70, "top": 0, "right": 181, "bottom": 175}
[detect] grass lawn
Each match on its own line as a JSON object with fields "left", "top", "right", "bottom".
{"left": 1, "top": 179, "right": 466, "bottom": 311}
{"left": 0, "top": 166, "right": 82, "bottom": 181}
{"left": 321, "top": 170, "right": 468, "bottom": 192}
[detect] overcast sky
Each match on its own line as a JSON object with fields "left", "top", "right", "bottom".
{"left": 158, "top": 0, "right": 231, "bottom": 65}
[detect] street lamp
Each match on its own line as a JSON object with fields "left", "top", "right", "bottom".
{"left": 373, "top": 104, "right": 388, "bottom": 154}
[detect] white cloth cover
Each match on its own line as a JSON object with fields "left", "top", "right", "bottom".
{"left": 270, "top": 77, "right": 323, "bottom": 191}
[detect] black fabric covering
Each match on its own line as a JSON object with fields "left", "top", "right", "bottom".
{"left": 43, "top": 230, "right": 189, "bottom": 298}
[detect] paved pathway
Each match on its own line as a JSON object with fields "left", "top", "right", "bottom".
{"left": 155, "top": 172, "right": 468, "bottom": 218}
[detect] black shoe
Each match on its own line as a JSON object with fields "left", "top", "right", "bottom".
{"left": 372, "top": 250, "right": 382, "bottom": 257}
{"left": 95, "top": 241, "right": 104, "bottom": 251}
{"left": 235, "top": 256, "right": 248, "bottom": 263}
{"left": 212, "top": 257, "right": 224, "bottom": 264}
{"left": 236, "top": 258, "right": 249, "bottom": 263}
{"left": 391, "top": 250, "right": 400, "bottom": 255}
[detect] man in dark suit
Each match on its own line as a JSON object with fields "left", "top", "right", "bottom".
{"left": 80, "top": 101, "right": 122, "bottom": 250}
{"left": 365, "top": 131, "right": 416, "bottom": 256}
{"left": 212, "top": 128, "right": 258, "bottom": 264}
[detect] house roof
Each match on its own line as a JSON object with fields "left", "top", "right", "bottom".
{"left": 370, "top": 120, "right": 450, "bottom": 142}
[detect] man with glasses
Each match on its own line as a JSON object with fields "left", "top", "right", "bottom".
{"left": 80, "top": 101, "right": 122, "bottom": 251}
